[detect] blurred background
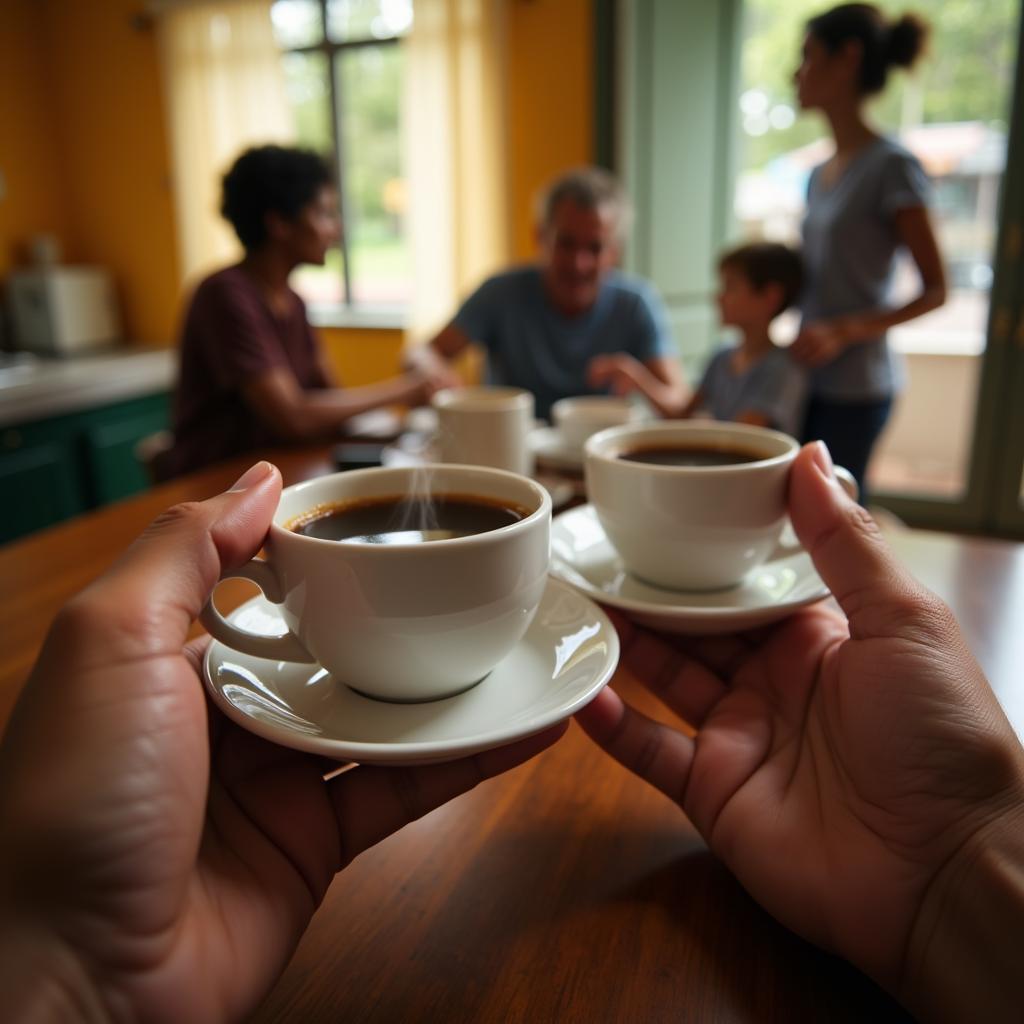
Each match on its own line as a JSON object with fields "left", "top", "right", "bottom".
{"left": 1, "top": 0, "right": 1023, "bottom": 542}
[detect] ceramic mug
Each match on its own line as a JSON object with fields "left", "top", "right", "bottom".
{"left": 584, "top": 420, "right": 856, "bottom": 591}
{"left": 550, "top": 395, "right": 643, "bottom": 451}
{"left": 201, "top": 465, "right": 552, "bottom": 702}
{"left": 432, "top": 386, "right": 535, "bottom": 476}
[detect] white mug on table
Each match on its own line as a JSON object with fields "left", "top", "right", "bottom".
{"left": 432, "top": 387, "right": 535, "bottom": 477}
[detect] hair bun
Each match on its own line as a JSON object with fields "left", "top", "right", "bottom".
{"left": 886, "top": 13, "right": 928, "bottom": 69}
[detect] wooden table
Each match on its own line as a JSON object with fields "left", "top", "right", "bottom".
{"left": 2, "top": 448, "right": 1023, "bottom": 1022}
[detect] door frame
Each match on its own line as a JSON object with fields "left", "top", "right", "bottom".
{"left": 881, "top": 0, "right": 1024, "bottom": 537}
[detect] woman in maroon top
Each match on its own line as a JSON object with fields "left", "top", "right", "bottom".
{"left": 167, "top": 146, "right": 440, "bottom": 477}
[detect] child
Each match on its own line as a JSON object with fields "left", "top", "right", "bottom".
{"left": 587, "top": 242, "right": 807, "bottom": 436}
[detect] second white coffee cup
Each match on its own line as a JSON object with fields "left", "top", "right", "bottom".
{"left": 585, "top": 420, "right": 854, "bottom": 591}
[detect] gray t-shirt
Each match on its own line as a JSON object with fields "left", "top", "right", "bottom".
{"left": 800, "top": 136, "right": 931, "bottom": 401}
{"left": 697, "top": 344, "right": 807, "bottom": 437}
{"left": 452, "top": 266, "right": 673, "bottom": 419}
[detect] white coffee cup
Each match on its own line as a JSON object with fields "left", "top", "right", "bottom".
{"left": 551, "top": 395, "right": 642, "bottom": 450}
{"left": 201, "top": 465, "right": 551, "bottom": 702}
{"left": 432, "top": 386, "right": 535, "bottom": 476}
{"left": 584, "top": 420, "right": 855, "bottom": 591}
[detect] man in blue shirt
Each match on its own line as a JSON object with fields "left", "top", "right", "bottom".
{"left": 414, "top": 168, "right": 687, "bottom": 420}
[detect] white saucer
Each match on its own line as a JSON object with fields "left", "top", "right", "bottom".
{"left": 203, "top": 578, "right": 618, "bottom": 765}
{"left": 529, "top": 426, "right": 584, "bottom": 471}
{"left": 550, "top": 504, "right": 832, "bottom": 635}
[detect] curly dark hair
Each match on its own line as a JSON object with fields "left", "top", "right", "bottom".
{"left": 807, "top": 4, "right": 929, "bottom": 96}
{"left": 718, "top": 242, "right": 804, "bottom": 317}
{"left": 220, "top": 145, "right": 334, "bottom": 251}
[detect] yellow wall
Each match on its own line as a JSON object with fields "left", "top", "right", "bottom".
{"left": 0, "top": 0, "right": 69, "bottom": 279}
{"left": 1, "top": 0, "right": 593, "bottom": 370}
{"left": 44, "top": 0, "right": 181, "bottom": 346}
{"left": 506, "top": 0, "right": 594, "bottom": 262}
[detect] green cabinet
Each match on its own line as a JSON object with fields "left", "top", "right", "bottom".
{"left": 0, "top": 392, "right": 170, "bottom": 545}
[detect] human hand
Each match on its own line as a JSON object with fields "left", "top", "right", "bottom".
{"left": 422, "top": 361, "right": 463, "bottom": 395}
{"left": 586, "top": 353, "right": 644, "bottom": 396}
{"left": 575, "top": 442, "right": 1024, "bottom": 1012}
{"left": 789, "top": 319, "right": 854, "bottom": 366}
{"left": 0, "top": 462, "right": 565, "bottom": 1023}
{"left": 403, "top": 346, "right": 462, "bottom": 399}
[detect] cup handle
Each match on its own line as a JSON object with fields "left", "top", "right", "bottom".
{"left": 775, "top": 464, "right": 859, "bottom": 554}
{"left": 199, "top": 558, "right": 316, "bottom": 663}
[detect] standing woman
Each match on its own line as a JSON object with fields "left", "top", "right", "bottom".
{"left": 791, "top": 4, "right": 946, "bottom": 497}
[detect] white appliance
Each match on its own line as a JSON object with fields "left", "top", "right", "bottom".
{"left": 7, "top": 266, "right": 121, "bottom": 355}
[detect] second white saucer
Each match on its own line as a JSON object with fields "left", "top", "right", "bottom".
{"left": 550, "top": 504, "right": 832, "bottom": 635}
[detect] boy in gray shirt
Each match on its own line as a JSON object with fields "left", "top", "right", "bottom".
{"left": 588, "top": 242, "right": 806, "bottom": 436}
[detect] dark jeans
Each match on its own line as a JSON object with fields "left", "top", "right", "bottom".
{"left": 800, "top": 395, "right": 894, "bottom": 504}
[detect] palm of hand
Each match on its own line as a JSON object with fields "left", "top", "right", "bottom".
{"left": 3, "top": 635, "right": 340, "bottom": 1023}
{"left": 684, "top": 605, "right": 1006, "bottom": 988}
{"left": 7, "top": 603, "right": 558, "bottom": 1022}
{"left": 4, "top": 473, "right": 564, "bottom": 1022}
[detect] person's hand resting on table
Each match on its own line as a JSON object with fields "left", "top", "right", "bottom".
{"left": 0, "top": 461, "right": 565, "bottom": 1023}
{"left": 576, "top": 441, "right": 1024, "bottom": 1023}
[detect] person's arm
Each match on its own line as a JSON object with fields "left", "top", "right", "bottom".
{"left": 640, "top": 355, "right": 690, "bottom": 415}
{"left": 586, "top": 353, "right": 690, "bottom": 418}
{"left": 676, "top": 388, "right": 705, "bottom": 419}
{"left": 835, "top": 204, "right": 946, "bottom": 340}
{"left": 430, "top": 321, "right": 473, "bottom": 361}
{"left": 241, "top": 366, "right": 432, "bottom": 442}
{"left": 792, "top": 205, "right": 947, "bottom": 366}
{"left": 625, "top": 280, "right": 690, "bottom": 414}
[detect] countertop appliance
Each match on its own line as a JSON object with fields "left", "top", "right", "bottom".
{"left": 7, "top": 265, "right": 121, "bottom": 355}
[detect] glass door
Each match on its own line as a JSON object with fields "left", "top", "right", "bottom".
{"left": 733, "top": 0, "right": 1024, "bottom": 533}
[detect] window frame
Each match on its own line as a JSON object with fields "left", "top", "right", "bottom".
{"left": 274, "top": 0, "right": 406, "bottom": 316}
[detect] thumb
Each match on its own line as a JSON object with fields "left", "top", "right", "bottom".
{"left": 59, "top": 461, "right": 282, "bottom": 664}
{"left": 789, "top": 442, "right": 939, "bottom": 640}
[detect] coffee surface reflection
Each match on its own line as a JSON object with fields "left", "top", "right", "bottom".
{"left": 289, "top": 493, "right": 529, "bottom": 544}
{"left": 618, "top": 444, "right": 765, "bottom": 467}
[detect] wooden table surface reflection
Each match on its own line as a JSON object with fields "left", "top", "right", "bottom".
{"left": 2, "top": 446, "right": 1023, "bottom": 1022}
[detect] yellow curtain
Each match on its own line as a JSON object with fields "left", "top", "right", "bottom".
{"left": 404, "top": 0, "right": 510, "bottom": 340}
{"left": 156, "top": 0, "right": 294, "bottom": 286}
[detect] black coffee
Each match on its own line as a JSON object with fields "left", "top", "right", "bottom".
{"left": 289, "top": 492, "right": 529, "bottom": 544}
{"left": 619, "top": 444, "right": 766, "bottom": 467}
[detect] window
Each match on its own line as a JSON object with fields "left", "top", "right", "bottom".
{"left": 271, "top": 0, "right": 413, "bottom": 313}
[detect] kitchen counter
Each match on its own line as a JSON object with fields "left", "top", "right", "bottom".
{"left": 0, "top": 347, "right": 176, "bottom": 428}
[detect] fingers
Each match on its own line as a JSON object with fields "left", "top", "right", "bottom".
{"left": 615, "top": 620, "right": 728, "bottom": 728}
{"left": 789, "top": 443, "right": 948, "bottom": 641}
{"left": 586, "top": 355, "right": 612, "bottom": 386}
{"left": 326, "top": 723, "right": 567, "bottom": 867}
{"left": 54, "top": 462, "right": 282, "bottom": 666}
{"left": 575, "top": 687, "right": 693, "bottom": 806}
